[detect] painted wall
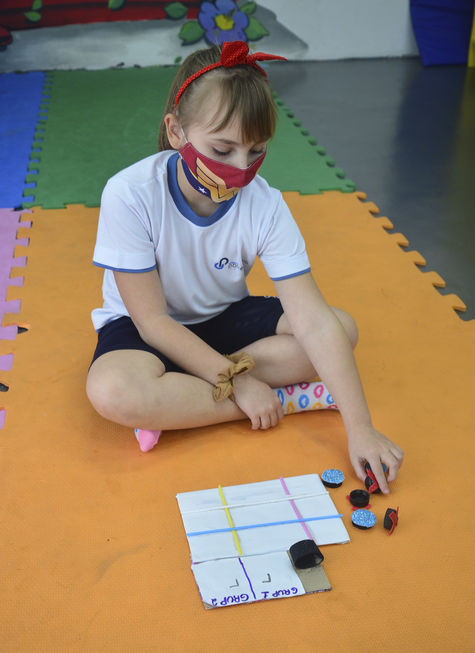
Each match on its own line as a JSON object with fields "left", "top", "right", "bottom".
{"left": 258, "top": 0, "right": 419, "bottom": 60}
{"left": 0, "top": 0, "right": 419, "bottom": 73}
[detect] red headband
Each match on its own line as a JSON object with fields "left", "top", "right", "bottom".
{"left": 174, "top": 40, "right": 287, "bottom": 108}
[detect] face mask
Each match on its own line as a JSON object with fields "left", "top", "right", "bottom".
{"left": 178, "top": 138, "right": 266, "bottom": 203}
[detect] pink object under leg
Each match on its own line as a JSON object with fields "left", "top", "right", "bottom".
{"left": 134, "top": 428, "right": 162, "bottom": 452}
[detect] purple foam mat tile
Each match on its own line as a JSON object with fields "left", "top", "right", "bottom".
{"left": 0, "top": 209, "right": 31, "bottom": 303}
{"left": 0, "top": 210, "right": 31, "bottom": 254}
{"left": 0, "top": 353, "right": 13, "bottom": 371}
{"left": 6, "top": 276, "right": 24, "bottom": 289}
{"left": 10, "top": 254, "right": 28, "bottom": 269}
{"left": 0, "top": 325, "right": 18, "bottom": 340}
{"left": 0, "top": 299, "right": 22, "bottom": 317}
{"left": 0, "top": 209, "right": 31, "bottom": 430}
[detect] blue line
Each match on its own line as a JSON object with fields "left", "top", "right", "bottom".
{"left": 238, "top": 557, "right": 256, "bottom": 600}
{"left": 186, "top": 514, "right": 343, "bottom": 537}
{"left": 92, "top": 261, "right": 157, "bottom": 273}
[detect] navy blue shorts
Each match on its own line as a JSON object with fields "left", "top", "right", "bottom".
{"left": 91, "top": 295, "right": 284, "bottom": 373}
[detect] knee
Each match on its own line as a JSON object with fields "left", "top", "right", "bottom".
{"left": 332, "top": 307, "right": 359, "bottom": 349}
{"left": 86, "top": 368, "right": 143, "bottom": 426}
{"left": 346, "top": 313, "right": 359, "bottom": 349}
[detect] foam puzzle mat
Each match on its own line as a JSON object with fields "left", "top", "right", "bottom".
{"left": 0, "top": 208, "right": 31, "bottom": 427}
{"left": 1, "top": 193, "right": 473, "bottom": 651}
{"left": 0, "top": 71, "right": 51, "bottom": 208}
{"left": 18, "top": 67, "right": 354, "bottom": 209}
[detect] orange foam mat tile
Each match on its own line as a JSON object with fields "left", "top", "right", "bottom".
{"left": 1, "top": 198, "right": 474, "bottom": 652}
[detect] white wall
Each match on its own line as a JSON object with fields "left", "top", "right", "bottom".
{"left": 259, "top": 0, "right": 419, "bottom": 59}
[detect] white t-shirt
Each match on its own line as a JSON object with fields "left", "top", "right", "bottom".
{"left": 91, "top": 151, "right": 310, "bottom": 331}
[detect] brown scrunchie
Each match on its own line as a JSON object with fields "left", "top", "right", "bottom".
{"left": 213, "top": 352, "right": 255, "bottom": 402}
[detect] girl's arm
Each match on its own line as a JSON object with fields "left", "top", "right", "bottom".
{"left": 113, "top": 270, "right": 283, "bottom": 428}
{"left": 275, "top": 272, "right": 403, "bottom": 493}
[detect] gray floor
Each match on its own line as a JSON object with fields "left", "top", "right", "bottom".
{"left": 271, "top": 59, "right": 475, "bottom": 320}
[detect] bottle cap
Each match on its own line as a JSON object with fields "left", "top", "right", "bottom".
{"left": 321, "top": 468, "right": 345, "bottom": 488}
{"left": 364, "top": 461, "right": 387, "bottom": 494}
{"left": 351, "top": 509, "right": 377, "bottom": 529}
{"left": 348, "top": 489, "right": 370, "bottom": 507}
{"left": 384, "top": 507, "right": 399, "bottom": 535}
{"left": 289, "top": 539, "right": 324, "bottom": 569}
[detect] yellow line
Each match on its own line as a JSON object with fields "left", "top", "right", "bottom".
{"left": 218, "top": 484, "right": 242, "bottom": 555}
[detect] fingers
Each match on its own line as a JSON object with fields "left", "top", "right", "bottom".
{"left": 367, "top": 447, "right": 404, "bottom": 494}
{"left": 369, "top": 457, "right": 389, "bottom": 495}
{"left": 349, "top": 455, "right": 367, "bottom": 485}
{"left": 354, "top": 460, "right": 367, "bottom": 484}
{"left": 250, "top": 402, "right": 284, "bottom": 430}
{"left": 258, "top": 407, "right": 284, "bottom": 430}
{"left": 349, "top": 429, "right": 404, "bottom": 494}
{"left": 385, "top": 446, "right": 404, "bottom": 483}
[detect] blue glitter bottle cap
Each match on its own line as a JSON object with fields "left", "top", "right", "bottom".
{"left": 321, "top": 469, "right": 345, "bottom": 488}
{"left": 352, "top": 509, "right": 377, "bottom": 529}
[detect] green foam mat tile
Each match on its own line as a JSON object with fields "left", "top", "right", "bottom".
{"left": 25, "top": 67, "right": 354, "bottom": 209}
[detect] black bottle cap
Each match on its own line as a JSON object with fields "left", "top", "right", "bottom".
{"left": 289, "top": 539, "right": 324, "bottom": 569}
{"left": 365, "top": 475, "right": 381, "bottom": 493}
{"left": 364, "top": 462, "right": 383, "bottom": 494}
{"left": 349, "top": 489, "right": 370, "bottom": 507}
{"left": 384, "top": 507, "right": 399, "bottom": 534}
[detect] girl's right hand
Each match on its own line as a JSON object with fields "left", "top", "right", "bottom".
{"left": 232, "top": 374, "right": 284, "bottom": 430}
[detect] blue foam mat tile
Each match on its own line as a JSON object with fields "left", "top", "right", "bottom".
{"left": 0, "top": 71, "right": 46, "bottom": 207}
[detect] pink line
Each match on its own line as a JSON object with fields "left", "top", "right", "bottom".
{"left": 279, "top": 476, "right": 314, "bottom": 541}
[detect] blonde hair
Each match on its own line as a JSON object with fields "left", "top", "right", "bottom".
{"left": 158, "top": 45, "right": 277, "bottom": 150}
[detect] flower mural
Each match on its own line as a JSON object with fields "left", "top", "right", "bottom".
{"left": 179, "top": 1, "right": 268, "bottom": 46}
{"left": 199, "top": 0, "right": 248, "bottom": 44}
{"left": 0, "top": 1, "right": 269, "bottom": 53}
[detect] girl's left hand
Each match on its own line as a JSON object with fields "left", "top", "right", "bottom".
{"left": 347, "top": 425, "right": 404, "bottom": 494}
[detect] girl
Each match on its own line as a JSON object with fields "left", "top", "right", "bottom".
{"left": 87, "top": 41, "right": 403, "bottom": 493}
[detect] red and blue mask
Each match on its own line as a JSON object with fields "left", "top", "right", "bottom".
{"left": 173, "top": 41, "right": 285, "bottom": 203}
{"left": 178, "top": 139, "right": 266, "bottom": 203}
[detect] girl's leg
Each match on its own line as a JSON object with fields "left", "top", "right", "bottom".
{"left": 86, "top": 349, "right": 246, "bottom": 431}
{"left": 86, "top": 306, "right": 357, "bottom": 431}
{"left": 237, "top": 306, "right": 358, "bottom": 387}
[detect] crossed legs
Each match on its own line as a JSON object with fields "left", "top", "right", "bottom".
{"left": 86, "top": 307, "right": 358, "bottom": 431}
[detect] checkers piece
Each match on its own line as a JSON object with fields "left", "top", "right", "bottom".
{"left": 363, "top": 461, "right": 387, "bottom": 494}
{"left": 289, "top": 539, "right": 324, "bottom": 569}
{"left": 349, "top": 489, "right": 370, "bottom": 508}
{"left": 321, "top": 469, "right": 345, "bottom": 488}
{"left": 384, "top": 507, "right": 399, "bottom": 535}
{"left": 351, "top": 509, "right": 377, "bottom": 530}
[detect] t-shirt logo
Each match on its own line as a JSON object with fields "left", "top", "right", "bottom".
{"left": 214, "top": 257, "right": 245, "bottom": 271}
{"left": 214, "top": 257, "right": 229, "bottom": 270}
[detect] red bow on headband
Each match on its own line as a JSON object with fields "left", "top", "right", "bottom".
{"left": 220, "top": 40, "right": 287, "bottom": 71}
{"left": 174, "top": 41, "right": 287, "bottom": 108}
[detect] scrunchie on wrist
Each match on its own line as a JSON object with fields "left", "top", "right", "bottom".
{"left": 213, "top": 352, "right": 255, "bottom": 402}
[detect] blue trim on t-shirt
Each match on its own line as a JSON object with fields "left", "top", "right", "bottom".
{"left": 270, "top": 267, "right": 311, "bottom": 282}
{"left": 93, "top": 261, "right": 157, "bottom": 273}
{"left": 167, "top": 152, "right": 237, "bottom": 226}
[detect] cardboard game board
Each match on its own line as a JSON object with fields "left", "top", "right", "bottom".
{"left": 177, "top": 474, "right": 349, "bottom": 608}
